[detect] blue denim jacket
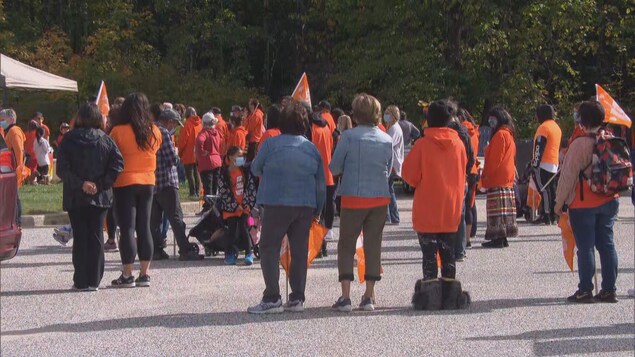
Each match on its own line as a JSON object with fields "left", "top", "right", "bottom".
{"left": 330, "top": 125, "right": 393, "bottom": 198}
{"left": 251, "top": 134, "right": 326, "bottom": 214}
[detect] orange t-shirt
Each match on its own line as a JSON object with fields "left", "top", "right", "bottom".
{"left": 401, "top": 127, "right": 467, "bottom": 233}
{"left": 378, "top": 123, "right": 387, "bottom": 133}
{"left": 570, "top": 180, "right": 617, "bottom": 209}
{"left": 225, "top": 126, "right": 248, "bottom": 152}
{"left": 25, "top": 130, "right": 37, "bottom": 158}
{"left": 110, "top": 124, "right": 162, "bottom": 187}
{"left": 534, "top": 119, "right": 562, "bottom": 166}
{"left": 41, "top": 123, "right": 50, "bottom": 139}
{"left": 258, "top": 128, "right": 281, "bottom": 151}
{"left": 341, "top": 196, "right": 390, "bottom": 209}
{"left": 311, "top": 123, "right": 334, "bottom": 186}
{"left": 223, "top": 169, "right": 245, "bottom": 219}
{"left": 216, "top": 115, "right": 228, "bottom": 155}
{"left": 321, "top": 112, "right": 336, "bottom": 133}
{"left": 244, "top": 108, "right": 264, "bottom": 143}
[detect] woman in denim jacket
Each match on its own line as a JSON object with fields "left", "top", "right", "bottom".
{"left": 330, "top": 93, "right": 393, "bottom": 312}
{"left": 247, "top": 101, "right": 326, "bottom": 314}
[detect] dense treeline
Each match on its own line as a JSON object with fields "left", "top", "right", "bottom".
{"left": 1, "top": 0, "right": 633, "bottom": 138}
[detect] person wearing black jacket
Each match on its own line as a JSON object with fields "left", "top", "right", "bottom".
{"left": 447, "top": 113, "right": 474, "bottom": 262}
{"left": 56, "top": 103, "right": 124, "bottom": 291}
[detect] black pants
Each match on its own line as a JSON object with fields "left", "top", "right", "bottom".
{"left": 322, "top": 185, "right": 336, "bottom": 229}
{"left": 69, "top": 206, "right": 108, "bottom": 288}
{"left": 200, "top": 168, "right": 219, "bottom": 208}
{"left": 114, "top": 185, "right": 154, "bottom": 264}
{"left": 536, "top": 168, "right": 557, "bottom": 218}
{"left": 150, "top": 187, "right": 190, "bottom": 254}
{"left": 246, "top": 142, "right": 258, "bottom": 162}
{"left": 16, "top": 193, "right": 22, "bottom": 227}
{"left": 417, "top": 232, "right": 456, "bottom": 281}
{"left": 106, "top": 206, "right": 117, "bottom": 241}
{"left": 225, "top": 214, "right": 251, "bottom": 255}
{"left": 184, "top": 163, "right": 201, "bottom": 196}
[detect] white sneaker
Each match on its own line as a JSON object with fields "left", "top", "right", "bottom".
{"left": 283, "top": 300, "right": 305, "bottom": 312}
{"left": 324, "top": 230, "right": 335, "bottom": 242}
{"left": 628, "top": 288, "right": 635, "bottom": 297}
{"left": 247, "top": 299, "right": 284, "bottom": 314}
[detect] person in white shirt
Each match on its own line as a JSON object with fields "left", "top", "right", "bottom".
{"left": 384, "top": 105, "right": 404, "bottom": 225}
{"left": 33, "top": 126, "right": 53, "bottom": 184}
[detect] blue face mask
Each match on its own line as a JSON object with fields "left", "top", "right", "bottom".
{"left": 383, "top": 114, "right": 391, "bottom": 123}
{"left": 235, "top": 157, "right": 246, "bottom": 167}
{"left": 488, "top": 117, "right": 498, "bottom": 128}
{"left": 0, "top": 120, "right": 8, "bottom": 130}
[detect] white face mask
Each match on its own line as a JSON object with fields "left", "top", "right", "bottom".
{"left": 0, "top": 120, "right": 8, "bottom": 130}
{"left": 235, "top": 157, "right": 246, "bottom": 167}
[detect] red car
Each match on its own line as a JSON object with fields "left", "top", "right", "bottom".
{"left": 0, "top": 134, "right": 22, "bottom": 261}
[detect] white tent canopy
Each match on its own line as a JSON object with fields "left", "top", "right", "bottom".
{"left": 0, "top": 54, "right": 78, "bottom": 92}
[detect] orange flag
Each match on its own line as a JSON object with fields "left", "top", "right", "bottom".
{"left": 596, "top": 84, "right": 632, "bottom": 128}
{"left": 527, "top": 179, "right": 542, "bottom": 210}
{"left": 291, "top": 72, "right": 312, "bottom": 108}
{"left": 280, "top": 221, "right": 327, "bottom": 274}
{"left": 558, "top": 213, "right": 576, "bottom": 272}
{"left": 96, "top": 81, "right": 110, "bottom": 128}
{"left": 356, "top": 233, "right": 385, "bottom": 283}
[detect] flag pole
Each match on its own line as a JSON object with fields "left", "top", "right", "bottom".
{"left": 286, "top": 247, "right": 290, "bottom": 302}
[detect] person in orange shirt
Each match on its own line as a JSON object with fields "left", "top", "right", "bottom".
{"left": 318, "top": 100, "right": 336, "bottom": 133}
{"left": 402, "top": 99, "right": 467, "bottom": 285}
{"left": 306, "top": 104, "right": 335, "bottom": 254}
{"left": 24, "top": 120, "right": 39, "bottom": 182}
{"left": 481, "top": 107, "right": 518, "bottom": 248}
{"left": 109, "top": 92, "right": 162, "bottom": 288}
{"left": 225, "top": 108, "right": 248, "bottom": 153}
{"left": 1, "top": 108, "right": 26, "bottom": 226}
{"left": 555, "top": 101, "right": 620, "bottom": 303}
{"left": 459, "top": 108, "right": 480, "bottom": 246}
{"left": 211, "top": 107, "right": 228, "bottom": 155}
{"left": 177, "top": 107, "right": 203, "bottom": 198}
{"left": 258, "top": 104, "right": 282, "bottom": 153}
{"left": 244, "top": 98, "right": 265, "bottom": 161}
{"left": 532, "top": 104, "right": 562, "bottom": 225}
{"left": 218, "top": 146, "right": 257, "bottom": 265}
{"left": 33, "top": 112, "right": 50, "bottom": 140}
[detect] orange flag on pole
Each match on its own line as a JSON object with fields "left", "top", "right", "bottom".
{"left": 596, "top": 84, "right": 632, "bottom": 128}
{"left": 280, "top": 221, "right": 327, "bottom": 274}
{"left": 558, "top": 213, "right": 576, "bottom": 272}
{"left": 356, "top": 233, "right": 385, "bottom": 283}
{"left": 96, "top": 81, "right": 110, "bottom": 129}
{"left": 291, "top": 72, "right": 312, "bottom": 108}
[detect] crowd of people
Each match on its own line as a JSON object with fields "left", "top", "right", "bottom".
{"left": 0, "top": 88, "right": 633, "bottom": 311}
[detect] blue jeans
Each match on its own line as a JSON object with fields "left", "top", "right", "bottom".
{"left": 568, "top": 199, "right": 619, "bottom": 293}
{"left": 387, "top": 174, "right": 400, "bottom": 223}
{"left": 455, "top": 185, "right": 467, "bottom": 259}
{"left": 161, "top": 214, "right": 170, "bottom": 240}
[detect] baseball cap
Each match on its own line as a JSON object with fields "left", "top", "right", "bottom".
{"left": 158, "top": 109, "right": 184, "bottom": 127}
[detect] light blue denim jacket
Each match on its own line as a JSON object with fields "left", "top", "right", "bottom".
{"left": 330, "top": 125, "right": 393, "bottom": 198}
{"left": 251, "top": 134, "right": 326, "bottom": 214}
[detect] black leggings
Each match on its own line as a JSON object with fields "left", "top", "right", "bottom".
{"left": 184, "top": 164, "right": 201, "bottom": 196}
{"left": 106, "top": 206, "right": 117, "bottom": 241}
{"left": 114, "top": 185, "right": 154, "bottom": 264}
{"left": 225, "top": 214, "right": 251, "bottom": 255}
{"left": 322, "top": 185, "right": 336, "bottom": 229}
{"left": 417, "top": 232, "right": 456, "bottom": 281}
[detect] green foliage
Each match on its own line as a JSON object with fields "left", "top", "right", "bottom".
{"left": 1, "top": 0, "right": 633, "bottom": 139}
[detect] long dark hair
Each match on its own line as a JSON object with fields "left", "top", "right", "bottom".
{"left": 35, "top": 126, "right": 45, "bottom": 142}
{"left": 75, "top": 102, "right": 104, "bottom": 130}
{"left": 119, "top": 92, "right": 158, "bottom": 150}
{"left": 266, "top": 104, "right": 281, "bottom": 130}
{"left": 488, "top": 106, "right": 516, "bottom": 138}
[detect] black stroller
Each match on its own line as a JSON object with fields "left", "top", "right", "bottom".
{"left": 187, "top": 196, "right": 260, "bottom": 258}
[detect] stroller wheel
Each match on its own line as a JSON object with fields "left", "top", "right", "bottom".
{"left": 189, "top": 243, "right": 200, "bottom": 254}
{"left": 253, "top": 245, "right": 260, "bottom": 259}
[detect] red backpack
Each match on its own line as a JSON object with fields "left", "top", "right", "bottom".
{"left": 580, "top": 130, "right": 633, "bottom": 199}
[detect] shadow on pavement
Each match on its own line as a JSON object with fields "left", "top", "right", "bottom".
{"left": 1, "top": 289, "right": 81, "bottom": 297}
{"left": 13, "top": 245, "right": 71, "bottom": 256}
{"left": 533, "top": 268, "right": 634, "bottom": 275}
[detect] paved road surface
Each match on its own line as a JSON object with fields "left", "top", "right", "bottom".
{"left": 1, "top": 196, "right": 634, "bottom": 356}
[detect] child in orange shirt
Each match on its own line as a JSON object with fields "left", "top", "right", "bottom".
{"left": 225, "top": 109, "right": 248, "bottom": 154}
{"left": 218, "top": 146, "right": 257, "bottom": 265}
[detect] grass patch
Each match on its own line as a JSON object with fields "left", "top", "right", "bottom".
{"left": 19, "top": 182, "right": 199, "bottom": 215}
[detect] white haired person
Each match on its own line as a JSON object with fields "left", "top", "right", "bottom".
{"left": 0, "top": 109, "right": 26, "bottom": 225}
{"left": 196, "top": 112, "right": 222, "bottom": 210}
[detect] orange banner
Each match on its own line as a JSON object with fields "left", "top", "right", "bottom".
{"left": 96, "top": 81, "right": 110, "bottom": 128}
{"left": 291, "top": 72, "right": 312, "bottom": 108}
{"left": 280, "top": 221, "right": 327, "bottom": 274}
{"left": 356, "top": 233, "right": 384, "bottom": 283}
{"left": 596, "top": 84, "right": 632, "bottom": 128}
{"left": 558, "top": 213, "right": 576, "bottom": 272}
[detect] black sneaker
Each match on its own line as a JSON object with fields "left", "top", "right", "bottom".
{"left": 135, "top": 275, "right": 151, "bottom": 287}
{"left": 321, "top": 242, "right": 328, "bottom": 257}
{"left": 466, "top": 241, "right": 472, "bottom": 248}
{"left": 153, "top": 249, "right": 170, "bottom": 261}
{"left": 111, "top": 274, "right": 135, "bottom": 288}
{"left": 566, "top": 290, "right": 594, "bottom": 303}
{"left": 179, "top": 251, "right": 204, "bottom": 261}
{"left": 482, "top": 239, "right": 506, "bottom": 248}
{"left": 594, "top": 290, "right": 618, "bottom": 303}
{"left": 332, "top": 297, "right": 352, "bottom": 312}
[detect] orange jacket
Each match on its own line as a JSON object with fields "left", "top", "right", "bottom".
{"left": 244, "top": 108, "right": 264, "bottom": 143}
{"left": 225, "top": 126, "right": 248, "bottom": 153}
{"left": 567, "top": 126, "right": 586, "bottom": 147}
{"left": 402, "top": 127, "right": 466, "bottom": 233}
{"left": 5, "top": 125, "right": 27, "bottom": 187}
{"left": 463, "top": 121, "right": 480, "bottom": 174}
{"left": 25, "top": 130, "right": 37, "bottom": 158}
{"left": 216, "top": 115, "right": 228, "bottom": 155}
{"left": 321, "top": 112, "right": 336, "bottom": 133}
{"left": 110, "top": 124, "right": 162, "bottom": 187}
{"left": 258, "top": 128, "right": 281, "bottom": 151}
{"left": 311, "top": 123, "right": 334, "bottom": 186}
{"left": 482, "top": 127, "right": 516, "bottom": 189}
{"left": 177, "top": 115, "right": 203, "bottom": 165}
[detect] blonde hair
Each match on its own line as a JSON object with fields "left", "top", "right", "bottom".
{"left": 352, "top": 93, "right": 381, "bottom": 126}
{"left": 385, "top": 105, "right": 400, "bottom": 122}
{"left": 337, "top": 115, "right": 353, "bottom": 132}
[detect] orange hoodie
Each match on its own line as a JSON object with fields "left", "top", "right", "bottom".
{"left": 216, "top": 115, "right": 228, "bottom": 155}
{"left": 463, "top": 121, "right": 480, "bottom": 174}
{"left": 402, "top": 127, "right": 467, "bottom": 233}
{"left": 225, "top": 125, "right": 248, "bottom": 153}
{"left": 177, "top": 115, "right": 203, "bottom": 165}
{"left": 4, "top": 125, "right": 27, "bottom": 187}
{"left": 244, "top": 108, "right": 264, "bottom": 143}
{"left": 312, "top": 123, "right": 334, "bottom": 186}
{"left": 321, "top": 112, "right": 336, "bottom": 133}
{"left": 110, "top": 123, "right": 162, "bottom": 187}
{"left": 481, "top": 127, "right": 516, "bottom": 189}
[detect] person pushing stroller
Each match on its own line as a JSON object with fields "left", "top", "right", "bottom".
{"left": 218, "top": 146, "right": 257, "bottom": 265}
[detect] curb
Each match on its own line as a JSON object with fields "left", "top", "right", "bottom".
{"left": 21, "top": 201, "right": 202, "bottom": 229}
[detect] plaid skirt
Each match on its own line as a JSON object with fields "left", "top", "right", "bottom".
{"left": 485, "top": 187, "right": 519, "bottom": 240}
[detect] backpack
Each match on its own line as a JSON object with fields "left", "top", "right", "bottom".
{"left": 580, "top": 130, "right": 633, "bottom": 199}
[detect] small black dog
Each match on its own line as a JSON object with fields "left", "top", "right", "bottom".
{"left": 412, "top": 278, "right": 471, "bottom": 310}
